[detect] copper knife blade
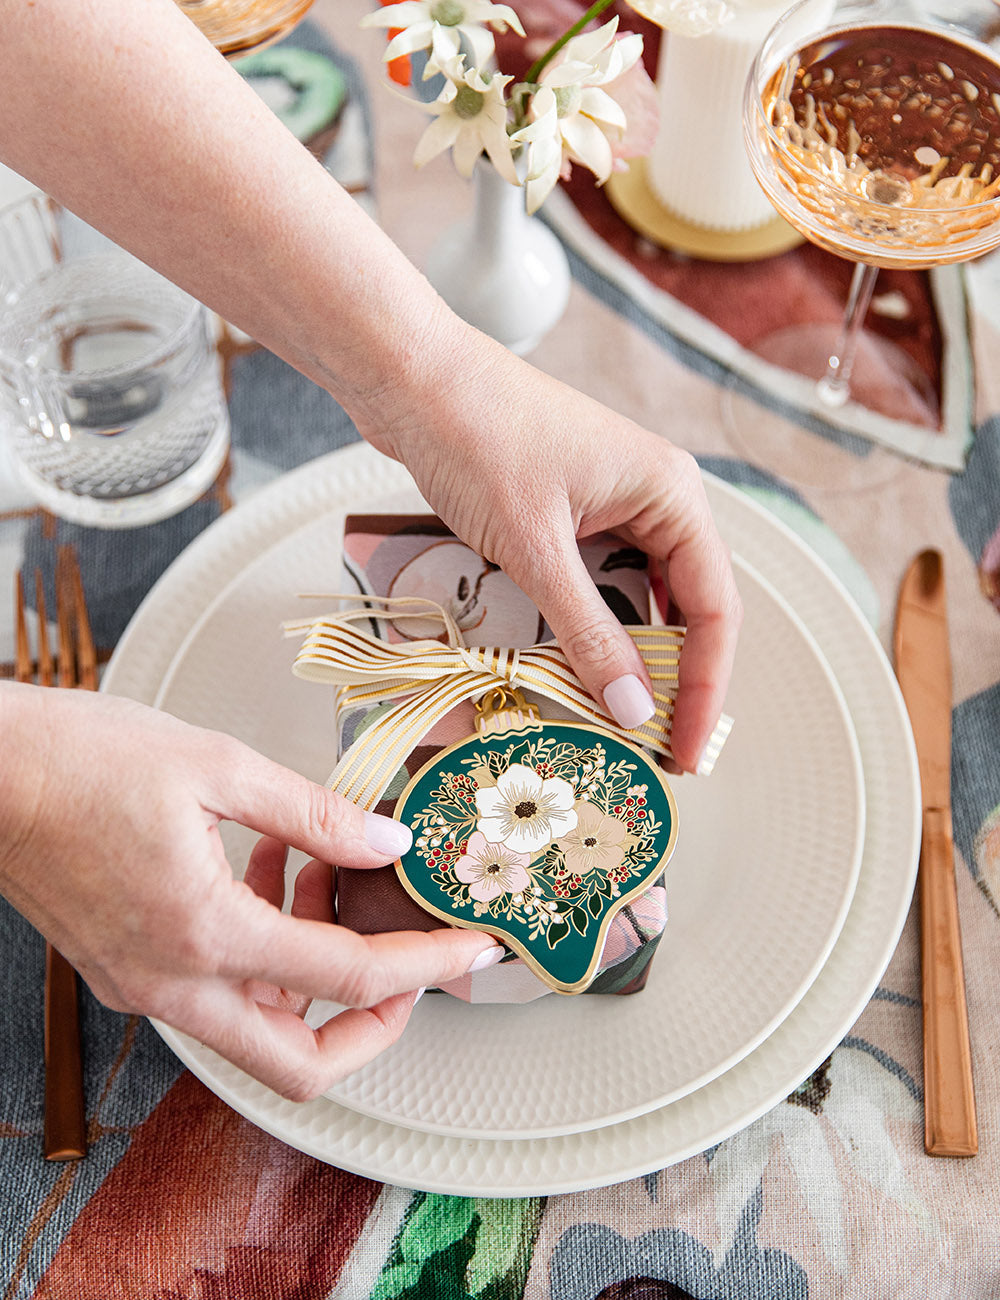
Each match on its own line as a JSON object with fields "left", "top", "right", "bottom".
{"left": 894, "top": 549, "right": 977, "bottom": 1157}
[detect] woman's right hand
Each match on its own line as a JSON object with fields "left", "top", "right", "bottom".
{"left": 0, "top": 683, "right": 502, "bottom": 1100}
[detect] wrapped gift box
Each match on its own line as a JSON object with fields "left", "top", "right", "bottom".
{"left": 331, "top": 514, "right": 671, "bottom": 1002}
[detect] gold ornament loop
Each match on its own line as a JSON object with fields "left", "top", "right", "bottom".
{"left": 475, "top": 685, "right": 541, "bottom": 737}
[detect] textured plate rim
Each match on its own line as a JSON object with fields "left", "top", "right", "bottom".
{"left": 104, "top": 444, "right": 919, "bottom": 1195}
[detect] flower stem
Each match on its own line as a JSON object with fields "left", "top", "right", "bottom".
{"left": 522, "top": 0, "right": 618, "bottom": 85}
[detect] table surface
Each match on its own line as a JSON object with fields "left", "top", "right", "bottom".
{"left": 2, "top": 3, "right": 1000, "bottom": 1295}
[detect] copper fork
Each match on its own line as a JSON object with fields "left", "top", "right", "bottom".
{"left": 15, "top": 546, "right": 94, "bottom": 1161}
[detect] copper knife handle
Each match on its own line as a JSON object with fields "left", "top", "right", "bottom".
{"left": 43, "top": 943, "right": 86, "bottom": 1161}
{"left": 920, "top": 806, "right": 978, "bottom": 1157}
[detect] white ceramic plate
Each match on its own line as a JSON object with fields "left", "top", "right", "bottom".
{"left": 153, "top": 534, "right": 863, "bottom": 1139}
{"left": 103, "top": 444, "right": 920, "bottom": 1194}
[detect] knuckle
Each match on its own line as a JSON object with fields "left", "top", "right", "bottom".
{"left": 201, "top": 727, "right": 248, "bottom": 774}
{"left": 336, "top": 960, "right": 384, "bottom": 1010}
{"left": 371, "top": 997, "right": 411, "bottom": 1047}
{"left": 661, "top": 445, "right": 702, "bottom": 499}
{"left": 303, "top": 784, "right": 352, "bottom": 853}
{"left": 274, "top": 1068, "right": 323, "bottom": 1105}
{"left": 562, "top": 619, "right": 627, "bottom": 671}
{"left": 672, "top": 446, "right": 701, "bottom": 484}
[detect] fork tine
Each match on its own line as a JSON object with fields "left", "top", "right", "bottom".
{"left": 55, "top": 551, "right": 76, "bottom": 690}
{"left": 63, "top": 546, "right": 97, "bottom": 692}
{"left": 15, "top": 571, "right": 32, "bottom": 684}
{"left": 34, "top": 570, "right": 54, "bottom": 688}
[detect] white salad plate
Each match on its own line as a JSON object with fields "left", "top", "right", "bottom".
{"left": 103, "top": 443, "right": 920, "bottom": 1195}
{"left": 153, "top": 522, "right": 864, "bottom": 1139}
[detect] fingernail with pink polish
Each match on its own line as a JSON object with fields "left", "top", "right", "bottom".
{"left": 467, "top": 945, "right": 505, "bottom": 973}
{"left": 363, "top": 812, "right": 412, "bottom": 858}
{"left": 603, "top": 674, "right": 655, "bottom": 729}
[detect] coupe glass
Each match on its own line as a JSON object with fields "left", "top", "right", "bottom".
{"left": 174, "top": 0, "right": 315, "bottom": 57}
{"left": 732, "top": 0, "right": 1000, "bottom": 480}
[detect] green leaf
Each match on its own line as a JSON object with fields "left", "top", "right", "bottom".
{"left": 570, "top": 905, "right": 590, "bottom": 934}
{"left": 545, "top": 919, "right": 570, "bottom": 948}
{"left": 466, "top": 1198, "right": 544, "bottom": 1298}
{"left": 398, "top": 1195, "right": 477, "bottom": 1267}
{"left": 371, "top": 1262, "right": 424, "bottom": 1300}
{"left": 587, "top": 893, "right": 604, "bottom": 918}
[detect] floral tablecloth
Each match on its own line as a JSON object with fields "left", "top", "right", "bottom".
{"left": 2, "top": 3, "right": 999, "bottom": 1295}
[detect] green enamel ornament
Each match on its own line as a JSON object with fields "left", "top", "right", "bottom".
{"left": 392, "top": 689, "right": 678, "bottom": 993}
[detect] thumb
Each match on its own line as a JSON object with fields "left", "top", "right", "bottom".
{"left": 200, "top": 735, "right": 413, "bottom": 867}
{"left": 508, "top": 530, "right": 657, "bottom": 732}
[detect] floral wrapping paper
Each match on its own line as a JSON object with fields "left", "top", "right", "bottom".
{"left": 334, "top": 512, "right": 672, "bottom": 1001}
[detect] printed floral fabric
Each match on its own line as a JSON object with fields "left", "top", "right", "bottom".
{"left": 2, "top": 10, "right": 1000, "bottom": 1299}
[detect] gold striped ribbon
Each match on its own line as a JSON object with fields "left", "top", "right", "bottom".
{"left": 286, "top": 596, "right": 733, "bottom": 810}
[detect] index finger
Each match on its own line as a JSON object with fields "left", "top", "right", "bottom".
{"left": 220, "top": 892, "right": 503, "bottom": 1006}
{"left": 656, "top": 520, "right": 741, "bottom": 773}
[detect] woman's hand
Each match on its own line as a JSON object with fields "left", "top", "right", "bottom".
{"left": 0, "top": 683, "right": 501, "bottom": 1100}
{"left": 359, "top": 327, "right": 743, "bottom": 775}
{"left": 0, "top": 0, "right": 738, "bottom": 777}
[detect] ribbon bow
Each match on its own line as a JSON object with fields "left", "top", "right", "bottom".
{"left": 287, "top": 596, "right": 732, "bottom": 810}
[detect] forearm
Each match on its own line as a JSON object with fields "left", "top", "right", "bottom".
{"left": 0, "top": 683, "right": 58, "bottom": 920}
{"left": 0, "top": 0, "right": 465, "bottom": 435}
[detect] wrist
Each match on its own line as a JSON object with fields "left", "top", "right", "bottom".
{"left": 331, "top": 291, "right": 484, "bottom": 456}
{"left": 343, "top": 300, "right": 509, "bottom": 464}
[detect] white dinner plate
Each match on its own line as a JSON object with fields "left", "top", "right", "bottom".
{"left": 153, "top": 531, "right": 864, "bottom": 1139}
{"left": 103, "top": 444, "right": 920, "bottom": 1194}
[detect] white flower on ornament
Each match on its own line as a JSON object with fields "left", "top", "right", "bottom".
{"left": 412, "top": 59, "right": 519, "bottom": 182}
{"left": 475, "top": 762, "right": 578, "bottom": 853}
{"left": 622, "top": 0, "right": 733, "bottom": 38}
{"left": 512, "top": 18, "right": 644, "bottom": 212}
{"left": 361, "top": 0, "right": 525, "bottom": 74}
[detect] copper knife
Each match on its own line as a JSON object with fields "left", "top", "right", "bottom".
{"left": 894, "top": 549, "right": 978, "bottom": 1157}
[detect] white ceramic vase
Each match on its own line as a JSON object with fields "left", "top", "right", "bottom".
{"left": 425, "top": 158, "right": 571, "bottom": 356}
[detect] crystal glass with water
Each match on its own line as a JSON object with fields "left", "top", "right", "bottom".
{"left": 0, "top": 195, "right": 229, "bottom": 527}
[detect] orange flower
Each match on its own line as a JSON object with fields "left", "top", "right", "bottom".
{"left": 379, "top": 0, "right": 412, "bottom": 86}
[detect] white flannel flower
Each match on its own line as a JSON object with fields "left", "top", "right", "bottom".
{"left": 475, "top": 763, "right": 578, "bottom": 854}
{"left": 513, "top": 18, "right": 643, "bottom": 211}
{"left": 412, "top": 59, "right": 519, "bottom": 182}
{"left": 623, "top": 0, "right": 732, "bottom": 37}
{"left": 510, "top": 85, "right": 562, "bottom": 214}
{"left": 361, "top": 0, "right": 525, "bottom": 73}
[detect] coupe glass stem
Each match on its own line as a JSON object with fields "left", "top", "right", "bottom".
{"left": 817, "top": 261, "right": 880, "bottom": 408}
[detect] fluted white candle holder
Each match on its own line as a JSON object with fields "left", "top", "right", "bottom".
{"left": 649, "top": 0, "right": 793, "bottom": 232}
{"left": 606, "top": 0, "right": 805, "bottom": 259}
